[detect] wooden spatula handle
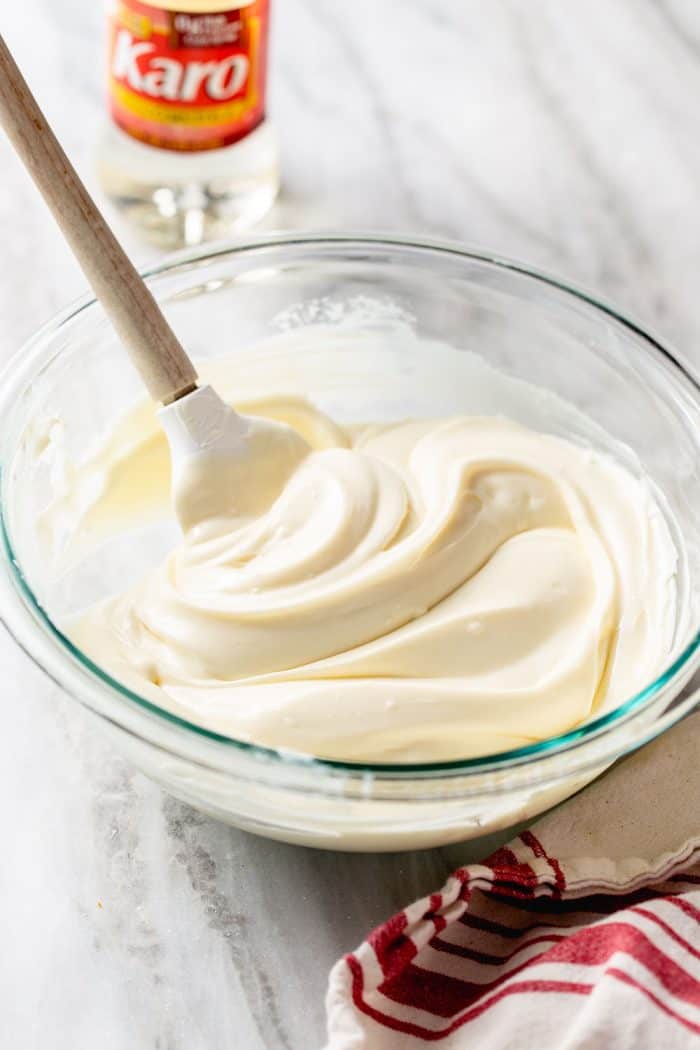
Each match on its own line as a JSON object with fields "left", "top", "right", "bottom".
{"left": 0, "top": 33, "right": 198, "bottom": 404}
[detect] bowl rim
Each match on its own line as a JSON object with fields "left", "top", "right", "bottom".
{"left": 1, "top": 230, "right": 700, "bottom": 776}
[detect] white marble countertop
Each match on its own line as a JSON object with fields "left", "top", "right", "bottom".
{"left": 2, "top": 1, "right": 700, "bottom": 1047}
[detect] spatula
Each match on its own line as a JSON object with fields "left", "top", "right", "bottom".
{"left": 0, "top": 33, "right": 297, "bottom": 532}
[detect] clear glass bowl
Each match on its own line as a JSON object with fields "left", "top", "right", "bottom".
{"left": 1, "top": 234, "right": 699, "bottom": 852}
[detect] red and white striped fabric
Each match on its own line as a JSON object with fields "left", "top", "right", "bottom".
{"left": 325, "top": 711, "right": 700, "bottom": 1048}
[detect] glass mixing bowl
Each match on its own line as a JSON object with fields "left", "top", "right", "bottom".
{"left": 1, "top": 234, "right": 699, "bottom": 852}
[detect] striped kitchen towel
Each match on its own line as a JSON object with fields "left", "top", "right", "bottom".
{"left": 325, "top": 709, "right": 700, "bottom": 1047}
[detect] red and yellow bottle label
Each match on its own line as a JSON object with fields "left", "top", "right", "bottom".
{"left": 107, "top": 0, "right": 269, "bottom": 152}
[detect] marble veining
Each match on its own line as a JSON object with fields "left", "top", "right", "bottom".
{"left": 2, "top": 1, "right": 700, "bottom": 1046}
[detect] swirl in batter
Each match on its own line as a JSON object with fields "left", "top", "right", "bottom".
{"left": 71, "top": 398, "right": 678, "bottom": 761}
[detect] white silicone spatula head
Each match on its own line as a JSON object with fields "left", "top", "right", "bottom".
{"left": 159, "top": 385, "right": 310, "bottom": 532}
{"left": 0, "top": 33, "right": 284, "bottom": 530}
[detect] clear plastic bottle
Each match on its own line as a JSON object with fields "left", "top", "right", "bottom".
{"left": 98, "top": 0, "right": 278, "bottom": 247}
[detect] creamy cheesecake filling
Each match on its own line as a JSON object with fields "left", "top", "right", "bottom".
{"left": 67, "top": 396, "right": 678, "bottom": 762}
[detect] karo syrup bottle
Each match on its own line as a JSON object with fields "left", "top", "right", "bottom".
{"left": 98, "top": 0, "right": 278, "bottom": 246}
